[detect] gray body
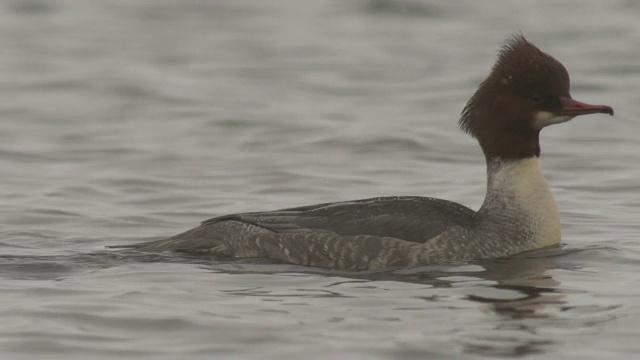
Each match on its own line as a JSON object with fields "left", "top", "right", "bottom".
{"left": 125, "top": 159, "right": 561, "bottom": 270}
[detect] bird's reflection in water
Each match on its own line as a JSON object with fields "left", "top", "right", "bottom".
{"left": 123, "top": 246, "right": 568, "bottom": 357}
{"left": 359, "top": 247, "right": 565, "bottom": 357}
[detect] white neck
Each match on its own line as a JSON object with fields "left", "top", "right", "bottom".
{"left": 479, "top": 157, "right": 561, "bottom": 249}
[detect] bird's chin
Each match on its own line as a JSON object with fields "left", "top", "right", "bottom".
{"left": 532, "top": 111, "right": 575, "bottom": 130}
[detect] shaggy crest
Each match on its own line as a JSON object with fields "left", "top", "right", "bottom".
{"left": 459, "top": 34, "right": 570, "bottom": 138}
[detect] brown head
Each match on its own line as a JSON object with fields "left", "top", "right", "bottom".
{"left": 459, "top": 35, "right": 613, "bottom": 161}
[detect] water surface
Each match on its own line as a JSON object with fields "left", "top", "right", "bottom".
{"left": 1, "top": 1, "right": 639, "bottom": 359}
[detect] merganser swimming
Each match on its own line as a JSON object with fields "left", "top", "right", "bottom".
{"left": 118, "top": 35, "right": 613, "bottom": 270}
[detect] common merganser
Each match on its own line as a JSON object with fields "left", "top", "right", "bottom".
{"left": 117, "top": 35, "right": 613, "bottom": 270}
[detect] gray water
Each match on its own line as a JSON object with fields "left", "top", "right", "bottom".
{"left": 1, "top": 1, "right": 639, "bottom": 359}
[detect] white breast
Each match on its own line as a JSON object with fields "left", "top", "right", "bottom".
{"left": 484, "top": 157, "right": 561, "bottom": 249}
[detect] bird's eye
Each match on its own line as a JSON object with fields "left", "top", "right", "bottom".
{"left": 531, "top": 93, "right": 544, "bottom": 105}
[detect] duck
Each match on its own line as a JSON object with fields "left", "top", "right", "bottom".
{"left": 116, "top": 35, "right": 613, "bottom": 270}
